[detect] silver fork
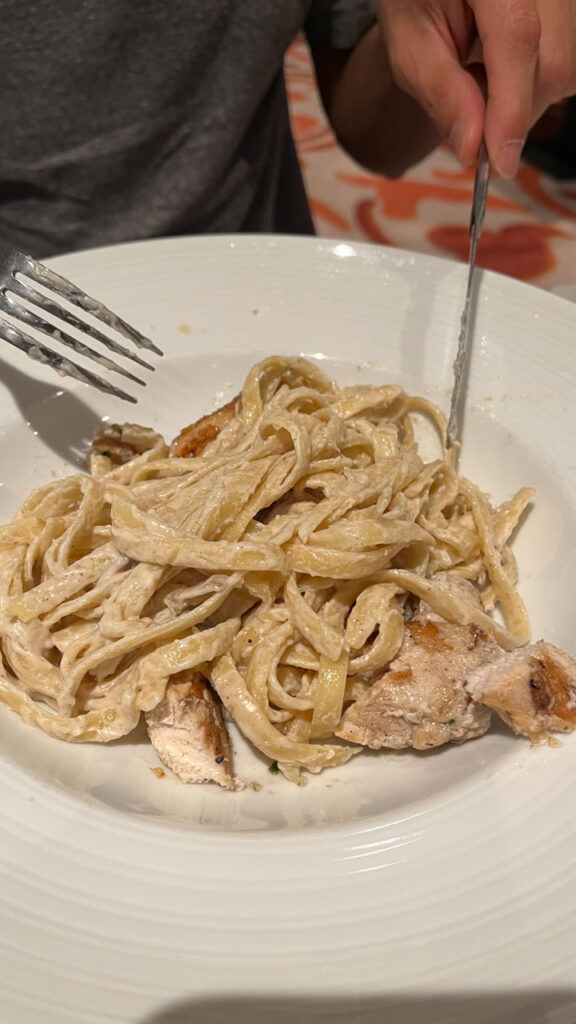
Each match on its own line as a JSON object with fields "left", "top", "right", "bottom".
{"left": 0, "top": 241, "right": 162, "bottom": 403}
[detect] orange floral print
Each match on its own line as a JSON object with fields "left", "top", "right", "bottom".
{"left": 338, "top": 173, "right": 524, "bottom": 220}
{"left": 429, "top": 223, "right": 566, "bottom": 279}
{"left": 516, "top": 165, "right": 576, "bottom": 220}
{"left": 308, "top": 199, "right": 351, "bottom": 232}
{"left": 354, "top": 200, "right": 394, "bottom": 245}
{"left": 286, "top": 37, "right": 576, "bottom": 289}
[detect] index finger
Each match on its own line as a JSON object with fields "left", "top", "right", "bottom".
{"left": 475, "top": 0, "right": 541, "bottom": 178}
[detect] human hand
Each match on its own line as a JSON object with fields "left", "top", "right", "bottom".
{"left": 377, "top": 0, "right": 576, "bottom": 178}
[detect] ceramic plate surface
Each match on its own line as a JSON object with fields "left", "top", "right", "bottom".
{"left": 1, "top": 236, "right": 576, "bottom": 1024}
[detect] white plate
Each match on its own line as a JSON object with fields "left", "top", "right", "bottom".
{"left": 1, "top": 236, "right": 576, "bottom": 1024}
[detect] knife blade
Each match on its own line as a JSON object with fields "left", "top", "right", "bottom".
{"left": 446, "top": 141, "right": 491, "bottom": 449}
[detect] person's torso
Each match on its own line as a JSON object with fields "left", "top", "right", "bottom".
{"left": 0, "top": 0, "right": 314, "bottom": 255}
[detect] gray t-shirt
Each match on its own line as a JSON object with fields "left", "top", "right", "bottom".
{"left": 0, "top": 1, "right": 374, "bottom": 256}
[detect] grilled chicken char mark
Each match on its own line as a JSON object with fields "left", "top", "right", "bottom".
{"left": 336, "top": 613, "right": 499, "bottom": 750}
{"left": 170, "top": 396, "right": 240, "bottom": 458}
{"left": 464, "top": 641, "right": 576, "bottom": 741}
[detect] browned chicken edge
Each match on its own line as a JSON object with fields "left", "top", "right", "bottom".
{"left": 170, "top": 396, "right": 240, "bottom": 458}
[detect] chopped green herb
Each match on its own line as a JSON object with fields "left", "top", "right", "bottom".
{"left": 269, "top": 760, "right": 280, "bottom": 775}
{"left": 101, "top": 450, "right": 111, "bottom": 458}
{"left": 448, "top": 718, "right": 455, "bottom": 725}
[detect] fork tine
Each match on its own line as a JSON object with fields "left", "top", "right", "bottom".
{"left": 8, "top": 277, "right": 156, "bottom": 372}
{"left": 22, "top": 257, "right": 163, "bottom": 356}
{"left": 1, "top": 294, "right": 147, "bottom": 388}
{"left": 0, "top": 314, "right": 137, "bottom": 403}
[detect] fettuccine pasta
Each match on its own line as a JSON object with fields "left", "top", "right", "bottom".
{"left": 0, "top": 356, "right": 534, "bottom": 782}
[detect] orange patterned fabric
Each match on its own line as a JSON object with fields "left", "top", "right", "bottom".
{"left": 287, "top": 40, "right": 576, "bottom": 288}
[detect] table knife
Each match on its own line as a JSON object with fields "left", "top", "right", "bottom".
{"left": 446, "top": 141, "right": 491, "bottom": 448}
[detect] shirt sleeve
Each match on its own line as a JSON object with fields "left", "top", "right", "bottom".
{"left": 305, "top": 0, "right": 376, "bottom": 50}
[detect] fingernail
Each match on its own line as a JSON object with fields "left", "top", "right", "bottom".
{"left": 449, "top": 118, "right": 469, "bottom": 162}
{"left": 497, "top": 139, "right": 523, "bottom": 180}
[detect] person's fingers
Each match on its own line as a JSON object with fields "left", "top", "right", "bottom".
{"left": 379, "top": 7, "right": 485, "bottom": 165}
{"left": 378, "top": 0, "right": 576, "bottom": 177}
{"left": 532, "top": 0, "right": 576, "bottom": 122}
{"left": 474, "top": 0, "right": 541, "bottom": 178}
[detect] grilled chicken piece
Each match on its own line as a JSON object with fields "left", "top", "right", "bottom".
{"left": 90, "top": 422, "right": 164, "bottom": 467}
{"left": 145, "top": 673, "right": 234, "bottom": 787}
{"left": 336, "top": 615, "right": 500, "bottom": 751}
{"left": 170, "top": 396, "right": 240, "bottom": 458}
{"left": 465, "top": 640, "right": 576, "bottom": 742}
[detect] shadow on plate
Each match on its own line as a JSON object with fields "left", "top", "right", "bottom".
{"left": 0, "top": 356, "right": 101, "bottom": 467}
{"left": 141, "top": 990, "right": 576, "bottom": 1024}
